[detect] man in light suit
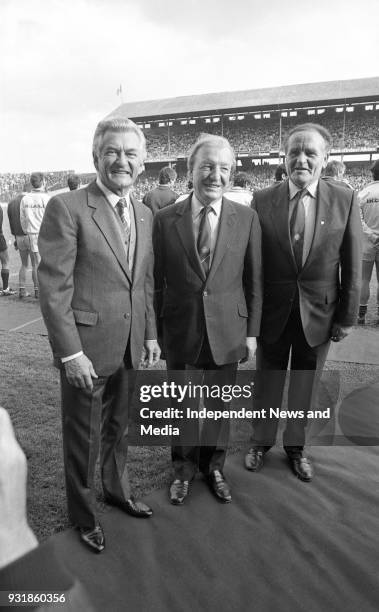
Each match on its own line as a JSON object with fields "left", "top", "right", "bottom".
{"left": 245, "top": 123, "right": 362, "bottom": 481}
{"left": 38, "top": 117, "right": 160, "bottom": 553}
{"left": 153, "top": 134, "right": 262, "bottom": 505}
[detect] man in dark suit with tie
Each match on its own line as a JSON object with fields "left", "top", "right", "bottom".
{"left": 38, "top": 117, "right": 160, "bottom": 553}
{"left": 244, "top": 123, "right": 362, "bottom": 481}
{"left": 153, "top": 134, "right": 262, "bottom": 505}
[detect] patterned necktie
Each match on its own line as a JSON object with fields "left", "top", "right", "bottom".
{"left": 290, "top": 189, "right": 306, "bottom": 269}
{"left": 116, "top": 198, "right": 130, "bottom": 253}
{"left": 197, "top": 205, "right": 213, "bottom": 275}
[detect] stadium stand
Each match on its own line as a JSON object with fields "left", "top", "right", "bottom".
{"left": 2, "top": 77, "right": 378, "bottom": 201}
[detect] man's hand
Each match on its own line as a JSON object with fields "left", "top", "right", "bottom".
{"left": 0, "top": 407, "right": 38, "bottom": 569}
{"left": 330, "top": 324, "right": 353, "bottom": 342}
{"left": 64, "top": 354, "right": 98, "bottom": 390}
{"left": 240, "top": 337, "right": 257, "bottom": 363}
{"left": 140, "top": 339, "right": 161, "bottom": 368}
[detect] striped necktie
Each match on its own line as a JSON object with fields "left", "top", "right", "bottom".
{"left": 290, "top": 189, "right": 306, "bottom": 269}
{"left": 116, "top": 197, "right": 130, "bottom": 253}
{"left": 197, "top": 205, "right": 214, "bottom": 275}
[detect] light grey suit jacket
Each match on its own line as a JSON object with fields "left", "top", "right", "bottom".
{"left": 38, "top": 181, "right": 156, "bottom": 375}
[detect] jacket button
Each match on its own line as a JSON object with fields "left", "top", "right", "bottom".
{"left": 124, "top": 313, "right": 130, "bottom": 319}
{"left": 203, "top": 291, "right": 208, "bottom": 297}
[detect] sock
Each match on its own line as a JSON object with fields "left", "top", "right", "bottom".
{"left": 1, "top": 269, "right": 9, "bottom": 290}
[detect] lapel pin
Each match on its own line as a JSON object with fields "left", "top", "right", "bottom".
{"left": 321, "top": 220, "right": 325, "bottom": 225}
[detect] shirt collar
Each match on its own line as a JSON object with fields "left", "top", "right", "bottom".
{"left": 96, "top": 177, "right": 131, "bottom": 208}
{"left": 191, "top": 192, "right": 222, "bottom": 218}
{"left": 289, "top": 179, "right": 318, "bottom": 200}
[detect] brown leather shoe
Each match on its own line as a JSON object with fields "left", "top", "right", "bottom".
{"left": 244, "top": 448, "right": 265, "bottom": 472}
{"left": 289, "top": 456, "right": 313, "bottom": 482}
{"left": 207, "top": 470, "right": 232, "bottom": 503}
{"left": 79, "top": 524, "right": 105, "bottom": 553}
{"left": 106, "top": 495, "right": 153, "bottom": 518}
{"left": 170, "top": 479, "right": 190, "bottom": 505}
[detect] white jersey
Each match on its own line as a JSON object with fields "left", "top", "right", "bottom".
{"left": 20, "top": 190, "right": 50, "bottom": 234}
{"left": 358, "top": 180, "right": 379, "bottom": 236}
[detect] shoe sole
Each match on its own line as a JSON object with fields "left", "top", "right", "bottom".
{"left": 293, "top": 473, "right": 313, "bottom": 482}
{"left": 245, "top": 463, "right": 263, "bottom": 472}
{"left": 170, "top": 498, "right": 185, "bottom": 505}
{"left": 80, "top": 537, "right": 105, "bottom": 553}
{"left": 213, "top": 493, "right": 232, "bottom": 503}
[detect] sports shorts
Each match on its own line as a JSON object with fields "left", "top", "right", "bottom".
{"left": 16, "top": 234, "right": 39, "bottom": 253}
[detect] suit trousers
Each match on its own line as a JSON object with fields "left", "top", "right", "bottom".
{"left": 167, "top": 335, "right": 237, "bottom": 480}
{"left": 60, "top": 358, "right": 135, "bottom": 529}
{"left": 251, "top": 306, "right": 330, "bottom": 455}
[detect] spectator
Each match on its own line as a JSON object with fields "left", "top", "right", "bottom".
{"left": 143, "top": 166, "right": 178, "bottom": 214}
{"left": 175, "top": 179, "right": 193, "bottom": 203}
{"left": 0, "top": 206, "right": 15, "bottom": 296}
{"left": 274, "top": 164, "right": 288, "bottom": 182}
{"left": 19, "top": 173, "right": 50, "bottom": 298}
{"left": 7, "top": 185, "right": 30, "bottom": 298}
{"left": 323, "top": 160, "right": 353, "bottom": 189}
{"left": 67, "top": 174, "right": 81, "bottom": 191}
{"left": 357, "top": 159, "right": 379, "bottom": 324}
{"left": 224, "top": 172, "right": 253, "bottom": 206}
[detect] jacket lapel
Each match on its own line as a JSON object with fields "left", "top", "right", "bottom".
{"left": 174, "top": 196, "right": 205, "bottom": 281}
{"left": 302, "top": 178, "right": 333, "bottom": 270}
{"left": 207, "top": 198, "right": 237, "bottom": 283}
{"left": 131, "top": 195, "right": 148, "bottom": 283}
{"left": 87, "top": 181, "right": 132, "bottom": 283}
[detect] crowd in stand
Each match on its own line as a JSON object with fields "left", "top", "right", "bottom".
{"left": 141, "top": 108, "right": 379, "bottom": 162}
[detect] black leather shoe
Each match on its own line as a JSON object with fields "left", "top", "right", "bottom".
{"left": 79, "top": 524, "right": 105, "bottom": 553}
{"left": 289, "top": 456, "right": 313, "bottom": 482}
{"left": 207, "top": 470, "right": 232, "bottom": 503}
{"left": 170, "top": 479, "right": 190, "bottom": 505}
{"left": 106, "top": 495, "right": 153, "bottom": 518}
{"left": 244, "top": 448, "right": 265, "bottom": 472}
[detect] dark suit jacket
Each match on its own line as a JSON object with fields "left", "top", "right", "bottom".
{"left": 143, "top": 185, "right": 178, "bottom": 215}
{"left": 38, "top": 181, "right": 156, "bottom": 375}
{"left": 153, "top": 195, "right": 263, "bottom": 365}
{"left": 253, "top": 179, "right": 362, "bottom": 347}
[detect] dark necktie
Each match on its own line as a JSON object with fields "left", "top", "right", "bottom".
{"left": 290, "top": 189, "right": 306, "bottom": 269}
{"left": 197, "top": 205, "right": 213, "bottom": 275}
{"left": 116, "top": 198, "right": 130, "bottom": 253}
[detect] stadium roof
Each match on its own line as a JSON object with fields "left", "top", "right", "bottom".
{"left": 110, "top": 77, "right": 379, "bottom": 121}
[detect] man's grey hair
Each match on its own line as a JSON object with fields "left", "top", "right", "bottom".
{"left": 284, "top": 122, "right": 333, "bottom": 153}
{"left": 92, "top": 116, "right": 147, "bottom": 162}
{"left": 187, "top": 134, "right": 236, "bottom": 173}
